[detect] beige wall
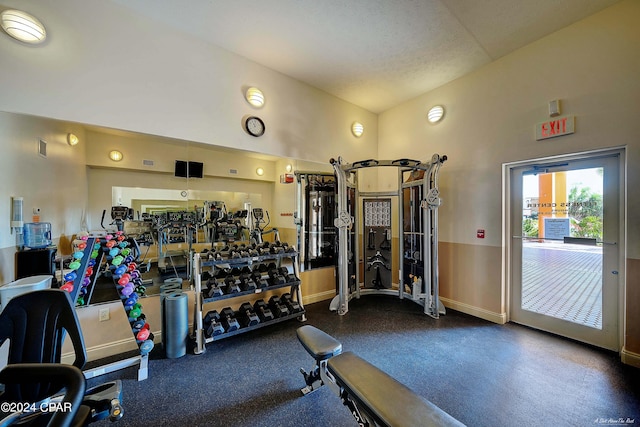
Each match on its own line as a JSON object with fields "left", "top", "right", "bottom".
{"left": 0, "top": 112, "right": 88, "bottom": 282}
{"left": 379, "top": 0, "right": 640, "bottom": 358}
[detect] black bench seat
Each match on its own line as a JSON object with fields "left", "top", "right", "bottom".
{"left": 297, "top": 325, "right": 342, "bottom": 361}
{"left": 327, "top": 351, "right": 465, "bottom": 427}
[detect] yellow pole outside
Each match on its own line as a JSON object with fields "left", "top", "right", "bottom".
{"left": 538, "top": 172, "right": 568, "bottom": 238}
{"left": 555, "top": 172, "right": 567, "bottom": 218}
{"left": 538, "top": 174, "right": 552, "bottom": 238}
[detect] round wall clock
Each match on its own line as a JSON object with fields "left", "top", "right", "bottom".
{"left": 245, "top": 116, "right": 265, "bottom": 137}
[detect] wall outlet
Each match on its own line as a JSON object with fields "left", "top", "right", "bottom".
{"left": 99, "top": 308, "right": 110, "bottom": 321}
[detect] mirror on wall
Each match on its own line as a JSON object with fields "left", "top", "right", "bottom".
{"left": 1, "top": 110, "right": 333, "bottom": 306}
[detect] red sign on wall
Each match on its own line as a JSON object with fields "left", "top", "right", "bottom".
{"left": 535, "top": 115, "right": 575, "bottom": 141}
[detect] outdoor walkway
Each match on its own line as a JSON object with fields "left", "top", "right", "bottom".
{"left": 521, "top": 241, "right": 602, "bottom": 329}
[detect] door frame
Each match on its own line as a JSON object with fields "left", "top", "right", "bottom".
{"left": 502, "top": 147, "right": 626, "bottom": 351}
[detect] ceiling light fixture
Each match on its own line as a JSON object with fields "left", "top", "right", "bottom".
{"left": 109, "top": 150, "right": 123, "bottom": 162}
{"left": 67, "top": 133, "right": 79, "bottom": 146}
{"left": 351, "top": 122, "right": 364, "bottom": 137}
{"left": 0, "top": 9, "right": 47, "bottom": 44}
{"left": 256, "top": 167, "right": 264, "bottom": 176}
{"left": 245, "top": 87, "right": 265, "bottom": 108}
{"left": 427, "top": 105, "right": 445, "bottom": 123}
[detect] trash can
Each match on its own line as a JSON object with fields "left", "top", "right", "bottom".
{"left": 0, "top": 275, "right": 53, "bottom": 311}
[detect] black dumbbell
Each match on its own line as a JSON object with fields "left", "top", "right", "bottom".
{"left": 251, "top": 271, "right": 268, "bottom": 288}
{"left": 224, "top": 275, "right": 241, "bottom": 294}
{"left": 237, "top": 302, "right": 260, "bottom": 327}
{"left": 279, "top": 267, "right": 292, "bottom": 282}
{"left": 258, "top": 243, "right": 271, "bottom": 255}
{"left": 280, "top": 292, "right": 302, "bottom": 313}
{"left": 253, "top": 299, "right": 275, "bottom": 322}
{"left": 238, "top": 272, "right": 256, "bottom": 291}
{"left": 203, "top": 310, "right": 225, "bottom": 337}
{"left": 267, "top": 268, "right": 286, "bottom": 286}
{"left": 268, "top": 295, "right": 290, "bottom": 318}
{"left": 270, "top": 244, "right": 285, "bottom": 254}
{"left": 220, "top": 307, "right": 240, "bottom": 332}
{"left": 206, "top": 278, "right": 224, "bottom": 298}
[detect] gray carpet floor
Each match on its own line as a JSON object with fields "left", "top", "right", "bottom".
{"left": 91, "top": 296, "right": 640, "bottom": 427}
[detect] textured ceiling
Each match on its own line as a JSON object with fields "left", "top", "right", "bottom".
{"left": 110, "top": 0, "right": 620, "bottom": 113}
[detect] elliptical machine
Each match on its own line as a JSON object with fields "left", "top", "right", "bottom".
{"left": 250, "top": 208, "right": 280, "bottom": 244}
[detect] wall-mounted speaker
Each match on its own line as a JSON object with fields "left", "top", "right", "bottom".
{"left": 174, "top": 160, "right": 203, "bottom": 178}
{"left": 175, "top": 160, "right": 188, "bottom": 178}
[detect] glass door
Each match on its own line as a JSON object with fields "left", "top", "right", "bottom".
{"left": 510, "top": 153, "right": 620, "bottom": 350}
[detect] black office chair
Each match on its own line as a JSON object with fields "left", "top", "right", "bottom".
{"left": 0, "top": 363, "right": 89, "bottom": 427}
{"left": 0, "top": 289, "right": 123, "bottom": 426}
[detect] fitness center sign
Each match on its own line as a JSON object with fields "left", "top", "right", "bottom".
{"left": 526, "top": 200, "right": 596, "bottom": 216}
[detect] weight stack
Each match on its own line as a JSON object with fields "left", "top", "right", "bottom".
{"left": 163, "top": 292, "right": 189, "bottom": 358}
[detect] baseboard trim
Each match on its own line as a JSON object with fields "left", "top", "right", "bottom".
{"left": 621, "top": 347, "right": 640, "bottom": 368}
{"left": 303, "top": 289, "right": 336, "bottom": 305}
{"left": 61, "top": 333, "right": 157, "bottom": 365}
{"left": 440, "top": 297, "right": 507, "bottom": 324}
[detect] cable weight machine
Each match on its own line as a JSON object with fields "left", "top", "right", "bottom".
{"left": 329, "top": 154, "right": 447, "bottom": 318}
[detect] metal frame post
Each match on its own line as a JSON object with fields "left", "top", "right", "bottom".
{"left": 330, "top": 157, "right": 352, "bottom": 315}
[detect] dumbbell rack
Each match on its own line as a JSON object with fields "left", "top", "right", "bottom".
{"left": 191, "top": 244, "right": 306, "bottom": 355}
{"left": 81, "top": 233, "right": 152, "bottom": 381}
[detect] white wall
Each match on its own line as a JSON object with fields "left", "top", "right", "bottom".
{"left": 0, "top": 0, "right": 377, "bottom": 164}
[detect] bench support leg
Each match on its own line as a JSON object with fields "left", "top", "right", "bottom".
{"left": 300, "top": 359, "right": 342, "bottom": 397}
{"left": 339, "top": 390, "right": 375, "bottom": 427}
{"left": 299, "top": 362, "right": 323, "bottom": 395}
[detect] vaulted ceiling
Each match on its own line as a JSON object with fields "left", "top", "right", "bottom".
{"left": 110, "top": 0, "right": 621, "bottom": 113}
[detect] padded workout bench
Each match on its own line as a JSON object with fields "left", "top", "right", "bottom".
{"left": 297, "top": 325, "right": 464, "bottom": 427}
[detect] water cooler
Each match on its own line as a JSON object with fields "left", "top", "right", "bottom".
{"left": 15, "top": 222, "right": 57, "bottom": 282}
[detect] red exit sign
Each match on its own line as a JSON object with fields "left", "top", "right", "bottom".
{"left": 535, "top": 115, "right": 575, "bottom": 141}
